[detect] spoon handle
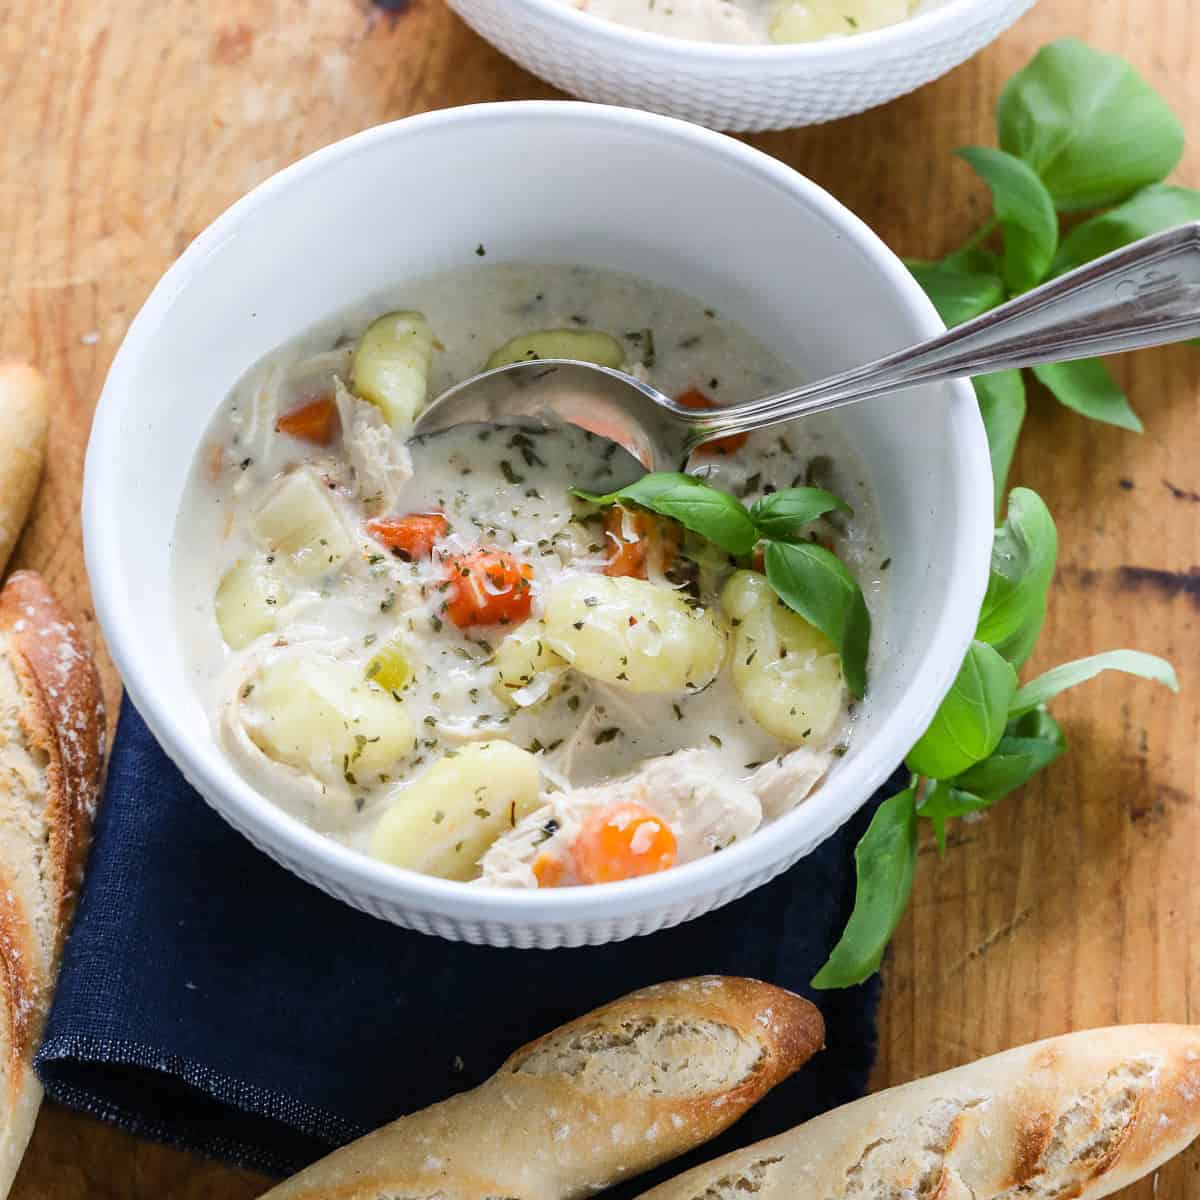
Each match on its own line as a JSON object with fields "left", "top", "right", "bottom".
{"left": 691, "top": 223, "right": 1200, "bottom": 446}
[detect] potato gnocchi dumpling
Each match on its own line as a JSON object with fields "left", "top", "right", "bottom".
{"left": 251, "top": 468, "right": 353, "bottom": 578}
{"left": 770, "top": 0, "right": 913, "bottom": 42}
{"left": 243, "top": 656, "right": 416, "bottom": 784}
{"left": 351, "top": 310, "right": 434, "bottom": 432}
{"left": 371, "top": 741, "right": 542, "bottom": 880}
{"left": 543, "top": 574, "right": 727, "bottom": 695}
{"left": 215, "top": 555, "right": 289, "bottom": 649}
{"left": 485, "top": 328, "right": 625, "bottom": 372}
{"left": 722, "top": 570, "right": 845, "bottom": 745}
{"left": 491, "top": 620, "right": 567, "bottom": 707}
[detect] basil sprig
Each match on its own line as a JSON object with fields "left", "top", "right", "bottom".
{"left": 813, "top": 486, "right": 1178, "bottom": 989}
{"left": 906, "top": 38, "right": 1199, "bottom": 489}
{"left": 574, "top": 474, "right": 870, "bottom": 698}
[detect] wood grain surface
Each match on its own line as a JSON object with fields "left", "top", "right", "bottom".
{"left": 1, "top": 0, "right": 1197, "bottom": 1196}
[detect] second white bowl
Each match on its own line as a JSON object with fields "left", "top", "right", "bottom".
{"left": 84, "top": 102, "right": 993, "bottom": 946}
{"left": 446, "top": 0, "right": 1039, "bottom": 132}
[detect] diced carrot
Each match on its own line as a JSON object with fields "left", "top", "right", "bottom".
{"left": 444, "top": 548, "right": 534, "bottom": 628}
{"left": 677, "top": 387, "right": 748, "bottom": 456}
{"left": 532, "top": 852, "right": 567, "bottom": 888}
{"left": 275, "top": 393, "right": 340, "bottom": 445}
{"left": 602, "top": 505, "right": 681, "bottom": 580}
{"left": 367, "top": 512, "right": 449, "bottom": 561}
{"left": 572, "top": 802, "right": 677, "bottom": 885}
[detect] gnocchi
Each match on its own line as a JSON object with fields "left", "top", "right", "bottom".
{"left": 485, "top": 328, "right": 625, "bottom": 371}
{"left": 371, "top": 741, "right": 542, "bottom": 880}
{"left": 251, "top": 468, "right": 353, "bottom": 578}
{"left": 215, "top": 555, "right": 288, "bottom": 649}
{"left": 491, "top": 620, "right": 567, "bottom": 707}
{"left": 242, "top": 656, "right": 416, "bottom": 785}
{"left": 722, "top": 570, "right": 845, "bottom": 745}
{"left": 351, "top": 310, "right": 434, "bottom": 432}
{"left": 543, "top": 575, "right": 727, "bottom": 695}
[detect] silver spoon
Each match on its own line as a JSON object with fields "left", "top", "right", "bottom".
{"left": 414, "top": 224, "right": 1200, "bottom": 482}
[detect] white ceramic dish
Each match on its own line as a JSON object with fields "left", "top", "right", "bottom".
{"left": 84, "top": 102, "right": 993, "bottom": 947}
{"left": 446, "top": 0, "right": 1038, "bottom": 131}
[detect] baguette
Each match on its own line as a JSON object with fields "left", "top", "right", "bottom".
{"left": 0, "top": 571, "right": 105, "bottom": 1196}
{"left": 0, "top": 365, "right": 49, "bottom": 579}
{"left": 263, "top": 976, "right": 824, "bottom": 1200}
{"left": 632, "top": 1024, "right": 1200, "bottom": 1200}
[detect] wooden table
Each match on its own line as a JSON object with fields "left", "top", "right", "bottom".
{"left": 2, "top": 0, "right": 1197, "bottom": 1195}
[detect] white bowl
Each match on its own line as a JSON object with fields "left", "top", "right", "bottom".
{"left": 447, "top": 0, "right": 1038, "bottom": 131}
{"left": 85, "top": 102, "right": 992, "bottom": 947}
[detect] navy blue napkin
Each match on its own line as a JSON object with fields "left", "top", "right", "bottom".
{"left": 36, "top": 695, "right": 897, "bottom": 1180}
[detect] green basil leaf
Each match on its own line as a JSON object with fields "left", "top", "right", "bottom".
{"left": 1009, "top": 650, "right": 1179, "bottom": 718}
{"left": 811, "top": 787, "right": 918, "bottom": 989}
{"left": 1006, "top": 706, "right": 1066, "bottom": 745}
{"left": 916, "top": 780, "right": 992, "bottom": 855}
{"left": 941, "top": 246, "right": 1003, "bottom": 276}
{"left": 997, "top": 39, "right": 1185, "bottom": 211}
{"left": 906, "top": 641, "right": 1018, "bottom": 779}
{"left": 574, "top": 472, "right": 757, "bottom": 556}
{"left": 906, "top": 259, "right": 1006, "bottom": 328}
{"left": 989, "top": 602, "right": 1047, "bottom": 671}
{"left": 976, "top": 487, "right": 1058, "bottom": 649}
{"left": 763, "top": 540, "right": 871, "bottom": 700}
{"left": 750, "top": 487, "right": 851, "bottom": 539}
{"left": 957, "top": 147, "right": 1058, "bottom": 292}
{"left": 1051, "top": 184, "right": 1200, "bottom": 276}
{"left": 974, "top": 371, "right": 1027, "bottom": 515}
{"left": 952, "top": 734, "right": 1065, "bottom": 801}
{"left": 1032, "top": 359, "right": 1143, "bottom": 433}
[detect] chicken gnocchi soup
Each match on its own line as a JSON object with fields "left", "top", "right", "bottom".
{"left": 175, "top": 263, "right": 888, "bottom": 888}
{"left": 558, "top": 0, "right": 939, "bottom": 45}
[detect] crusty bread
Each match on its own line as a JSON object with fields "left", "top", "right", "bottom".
{"left": 0, "top": 366, "right": 49, "bottom": 579}
{"left": 0, "top": 571, "right": 105, "bottom": 1196}
{"left": 262, "top": 976, "right": 824, "bottom": 1200}
{"left": 631, "top": 1024, "right": 1200, "bottom": 1200}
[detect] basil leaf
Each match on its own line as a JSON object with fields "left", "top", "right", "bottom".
{"left": 952, "top": 734, "right": 1064, "bottom": 801}
{"left": 976, "top": 487, "right": 1058, "bottom": 649}
{"left": 1009, "top": 651, "right": 1179, "bottom": 718}
{"left": 811, "top": 787, "right": 918, "bottom": 989}
{"left": 916, "top": 780, "right": 991, "bottom": 855}
{"left": 574, "top": 472, "right": 758, "bottom": 556}
{"left": 906, "top": 260, "right": 1005, "bottom": 328}
{"left": 997, "top": 39, "right": 1185, "bottom": 211}
{"left": 974, "top": 371, "right": 1026, "bottom": 515}
{"left": 1032, "top": 359, "right": 1143, "bottom": 433}
{"left": 905, "top": 641, "right": 1018, "bottom": 779}
{"left": 957, "top": 147, "right": 1058, "bottom": 292}
{"left": 1006, "top": 706, "right": 1066, "bottom": 745}
{"left": 750, "top": 487, "right": 851, "bottom": 540}
{"left": 1051, "top": 184, "right": 1200, "bottom": 276}
{"left": 764, "top": 540, "right": 871, "bottom": 699}
{"left": 989, "top": 602, "right": 1046, "bottom": 671}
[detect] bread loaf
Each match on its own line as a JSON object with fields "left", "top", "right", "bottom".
{"left": 631, "top": 1024, "right": 1200, "bottom": 1200}
{"left": 0, "top": 365, "right": 49, "bottom": 578}
{"left": 0, "top": 571, "right": 105, "bottom": 1195}
{"left": 262, "top": 976, "right": 824, "bottom": 1200}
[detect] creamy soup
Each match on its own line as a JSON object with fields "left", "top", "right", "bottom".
{"left": 559, "top": 0, "right": 939, "bottom": 44}
{"left": 175, "top": 263, "right": 888, "bottom": 888}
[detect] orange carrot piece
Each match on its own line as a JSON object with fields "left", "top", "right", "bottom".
{"left": 677, "top": 387, "right": 748, "bottom": 456}
{"left": 444, "top": 548, "right": 534, "bottom": 628}
{"left": 572, "top": 802, "right": 677, "bottom": 885}
{"left": 367, "top": 512, "right": 449, "bottom": 561}
{"left": 275, "top": 393, "right": 340, "bottom": 446}
{"left": 532, "top": 852, "right": 567, "bottom": 888}
{"left": 602, "top": 506, "right": 680, "bottom": 580}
